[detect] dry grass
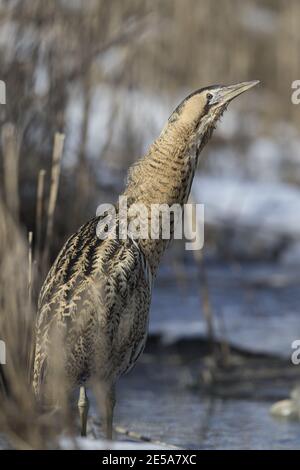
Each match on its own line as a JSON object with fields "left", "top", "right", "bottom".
{"left": 35, "top": 169, "right": 46, "bottom": 261}
{"left": 0, "top": 200, "right": 52, "bottom": 448}
{"left": 0, "top": 136, "right": 72, "bottom": 449}
{"left": 1, "top": 123, "right": 19, "bottom": 221}
{"left": 43, "top": 133, "right": 65, "bottom": 266}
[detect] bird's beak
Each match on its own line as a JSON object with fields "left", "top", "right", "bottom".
{"left": 212, "top": 80, "right": 260, "bottom": 106}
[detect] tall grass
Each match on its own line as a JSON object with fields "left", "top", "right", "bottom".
{"left": 43, "top": 133, "right": 65, "bottom": 266}
{"left": 0, "top": 201, "right": 48, "bottom": 448}
{"left": 0, "top": 135, "right": 73, "bottom": 448}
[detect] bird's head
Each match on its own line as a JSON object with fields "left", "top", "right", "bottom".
{"left": 168, "top": 81, "right": 259, "bottom": 150}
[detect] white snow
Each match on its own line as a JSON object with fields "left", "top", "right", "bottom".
{"left": 64, "top": 84, "right": 171, "bottom": 166}
{"left": 193, "top": 175, "right": 300, "bottom": 238}
{"left": 239, "top": 4, "right": 278, "bottom": 35}
{"left": 150, "top": 320, "right": 206, "bottom": 344}
{"left": 60, "top": 436, "right": 169, "bottom": 450}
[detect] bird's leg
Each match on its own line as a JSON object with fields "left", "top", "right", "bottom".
{"left": 78, "top": 386, "right": 89, "bottom": 437}
{"left": 104, "top": 385, "right": 115, "bottom": 440}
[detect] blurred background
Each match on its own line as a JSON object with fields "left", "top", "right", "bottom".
{"left": 1, "top": 0, "right": 300, "bottom": 449}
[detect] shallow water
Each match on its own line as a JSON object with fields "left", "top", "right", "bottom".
{"left": 150, "top": 262, "right": 300, "bottom": 356}
{"left": 116, "top": 380, "right": 300, "bottom": 449}
{"left": 110, "top": 262, "right": 300, "bottom": 449}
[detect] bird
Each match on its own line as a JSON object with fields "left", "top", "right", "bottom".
{"left": 33, "top": 80, "right": 259, "bottom": 439}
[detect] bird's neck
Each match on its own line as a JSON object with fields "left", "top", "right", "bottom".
{"left": 122, "top": 122, "right": 199, "bottom": 273}
{"left": 124, "top": 122, "right": 198, "bottom": 206}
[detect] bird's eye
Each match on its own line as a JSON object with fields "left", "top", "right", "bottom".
{"left": 207, "top": 92, "right": 213, "bottom": 101}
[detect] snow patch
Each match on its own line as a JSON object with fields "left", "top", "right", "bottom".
{"left": 60, "top": 436, "right": 169, "bottom": 450}
{"left": 193, "top": 175, "right": 300, "bottom": 238}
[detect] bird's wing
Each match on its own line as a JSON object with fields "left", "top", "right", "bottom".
{"left": 33, "top": 215, "right": 152, "bottom": 393}
{"left": 37, "top": 216, "right": 151, "bottom": 323}
{"left": 38, "top": 216, "right": 101, "bottom": 309}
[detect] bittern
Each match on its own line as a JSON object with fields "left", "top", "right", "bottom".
{"left": 33, "top": 81, "right": 259, "bottom": 439}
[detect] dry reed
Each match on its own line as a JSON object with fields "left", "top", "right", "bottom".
{"left": 43, "top": 133, "right": 65, "bottom": 264}
{"left": 35, "top": 169, "right": 46, "bottom": 259}
{"left": 1, "top": 123, "right": 20, "bottom": 221}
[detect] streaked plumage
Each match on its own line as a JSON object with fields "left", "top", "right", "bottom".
{"left": 33, "top": 81, "right": 259, "bottom": 438}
